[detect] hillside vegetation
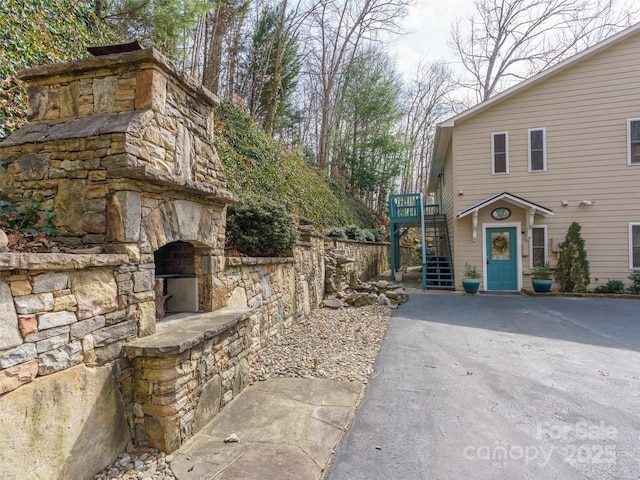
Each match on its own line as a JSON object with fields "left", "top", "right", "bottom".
{"left": 215, "top": 102, "right": 377, "bottom": 231}
{"left": 0, "top": 0, "right": 115, "bottom": 138}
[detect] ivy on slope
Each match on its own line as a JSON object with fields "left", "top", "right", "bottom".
{"left": 215, "top": 101, "right": 376, "bottom": 231}
{"left": 0, "top": 0, "right": 115, "bottom": 138}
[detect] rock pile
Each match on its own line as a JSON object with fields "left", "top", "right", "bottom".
{"left": 92, "top": 447, "right": 176, "bottom": 480}
{"left": 324, "top": 249, "right": 408, "bottom": 308}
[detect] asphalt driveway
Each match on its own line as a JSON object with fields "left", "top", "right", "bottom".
{"left": 328, "top": 293, "right": 640, "bottom": 480}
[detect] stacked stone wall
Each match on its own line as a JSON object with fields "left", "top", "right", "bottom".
{"left": 329, "top": 238, "right": 416, "bottom": 281}
{"left": 0, "top": 253, "right": 154, "bottom": 397}
{"left": 122, "top": 233, "right": 325, "bottom": 451}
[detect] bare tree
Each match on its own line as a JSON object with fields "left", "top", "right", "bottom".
{"left": 302, "top": 0, "right": 413, "bottom": 171}
{"left": 450, "top": 0, "right": 638, "bottom": 103}
{"left": 400, "top": 60, "right": 455, "bottom": 195}
{"left": 202, "top": 1, "right": 250, "bottom": 94}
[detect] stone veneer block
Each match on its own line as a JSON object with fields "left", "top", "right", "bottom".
{"left": 145, "top": 414, "right": 181, "bottom": 452}
{"left": 69, "top": 315, "right": 106, "bottom": 340}
{"left": 13, "top": 292, "right": 54, "bottom": 315}
{"left": 26, "top": 85, "right": 48, "bottom": 121}
{"left": 93, "top": 76, "right": 118, "bottom": 114}
{"left": 0, "top": 343, "right": 37, "bottom": 369}
{"left": 32, "top": 272, "right": 70, "bottom": 293}
{"left": 133, "top": 270, "right": 155, "bottom": 293}
{"left": 53, "top": 179, "right": 86, "bottom": 235}
{"left": 70, "top": 270, "right": 118, "bottom": 320}
{"left": 59, "top": 82, "right": 79, "bottom": 118}
{"left": 17, "top": 153, "right": 50, "bottom": 181}
{"left": 0, "top": 359, "right": 39, "bottom": 395}
{"left": 92, "top": 320, "right": 138, "bottom": 348}
{"left": 38, "top": 341, "right": 83, "bottom": 375}
{"left": 0, "top": 282, "right": 23, "bottom": 350}
{"left": 10, "top": 280, "right": 32, "bottom": 296}
{"left": 18, "top": 316, "right": 38, "bottom": 336}
{"left": 0, "top": 253, "right": 129, "bottom": 271}
{"left": 0, "top": 363, "right": 129, "bottom": 479}
{"left": 38, "top": 311, "right": 77, "bottom": 330}
{"left": 36, "top": 332, "right": 70, "bottom": 354}
{"left": 137, "top": 301, "right": 156, "bottom": 337}
{"left": 106, "top": 190, "right": 142, "bottom": 242}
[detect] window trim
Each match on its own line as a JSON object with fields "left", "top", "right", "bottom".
{"left": 528, "top": 128, "right": 546, "bottom": 172}
{"left": 530, "top": 225, "right": 547, "bottom": 269}
{"left": 629, "top": 223, "right": 640, "bottom": 269}
{"left": 627, "top": 118, "right": 640, "bottom": 165}
{"left": 491, "top": 131, "right": 509, "bottom": 174}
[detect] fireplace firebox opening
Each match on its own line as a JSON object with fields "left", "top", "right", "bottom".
{"left": 154, "top": 241, "right": 199, "bottom": 317}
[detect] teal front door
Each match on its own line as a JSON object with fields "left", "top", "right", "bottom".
{"left": 486, "top": 227, "right": 518, "bottom": 290}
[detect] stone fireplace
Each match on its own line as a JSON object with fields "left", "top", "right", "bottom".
{"left": 0, "top": 46, "right": 236, "bottom": 321}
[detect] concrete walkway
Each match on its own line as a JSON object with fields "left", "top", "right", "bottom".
{"left": 328, "top": 292, "right": 640, "bottom": 480}
{"left": 170, "top": 378, "right": 362, "bottom": 479}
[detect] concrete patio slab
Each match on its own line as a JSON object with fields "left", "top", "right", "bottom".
{"left": 171, "top": 378, "right": 363, "bottom": 480}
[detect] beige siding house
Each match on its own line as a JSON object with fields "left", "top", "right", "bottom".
{"left": 430, "top": 23, "right": 640, "bottom": 292}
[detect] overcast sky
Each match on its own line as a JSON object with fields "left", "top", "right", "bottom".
{"left": 391, "top": 0, "right": 475, "bottom": 79}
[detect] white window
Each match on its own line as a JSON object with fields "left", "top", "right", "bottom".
{"left": 528, "top": 128, "right": 546, "bottom": 171}
{"left": 492, "top": 132, "right": 509, "bottom": 174}
{"left": 531, "top": 226, "right": 547, "bottom": 267}
{"left": 630, "top": 223, "right": 640, "bottom": 269}
{"left": 628, "top": 119, "right": 640, "bottom": 165}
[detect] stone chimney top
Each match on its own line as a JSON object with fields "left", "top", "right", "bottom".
{"left": 19, "top": 48, "right": 219, "bottom": 123}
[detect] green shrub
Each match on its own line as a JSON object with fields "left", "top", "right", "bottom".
{"left": 226, "top": 195, "right": 298, "bottom": 257}
{"left": 363, "top": 229, "right": 376, "bottom": 242}
{"left": 344, "top": 224, "right": 366, "bottom": 241}
{"left": 593, "top": 280, "right": 625, "bottom": 294}
{"left": 628, "top": 270, "right": 640, "bottom": 294}
{"left": 463, "top": 263, "right": 480, "bottom": 279}
{"left": 325, "top": 227, "right": 345, "bottom": 239}
{"left": 555, "top": 222, "right": 590, "bottom": 293}
{"left": 370, "top": 228, "right": 384, "bottom": 242}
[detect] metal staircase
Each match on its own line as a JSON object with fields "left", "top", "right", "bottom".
{"left": 389, "top": 194, "right": 454, "bottom": 290}
{"left": 422, "top": 206, "right": 454, "bottom": 289}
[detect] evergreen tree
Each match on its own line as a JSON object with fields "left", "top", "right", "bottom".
{"left": 333, "top": 49, "right": 408, "bottom": 212}
{"left": 242, "top": 1, "right": 301, "bottom": 136}
{"left": 555, "top": 222, "right": 590, "bottom": 292}
{"left": 96, "top": 0, "right": 207, "bottom": 59}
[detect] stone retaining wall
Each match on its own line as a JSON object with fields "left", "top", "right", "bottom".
{"left": 0, "top": 234, "right": 397, "bottom": 477}
{"left": 121, "top": 233, "right": 325, "bottom": 452}
{"left": 0, "top": 253, "right": 154, "bottom": 396}
{"left": 329, "top": 238, "right": 416, "bottom": 281}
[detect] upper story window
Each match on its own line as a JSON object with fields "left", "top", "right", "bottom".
{"left": 628, "top": 119, "right": 640, "bottom": 165}
{"left": 528, "top": 128, "right": 546, "bottom": 171}
{"left": 492, "top": 132, "right": 509, "bottom": 174}
{"left": 630, "top": 223, "right": 640, "bottom": 269}
{"left": 531, "top": 226, "right": 547, "bottom": 268}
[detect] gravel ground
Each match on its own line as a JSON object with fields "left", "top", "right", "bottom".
{"left": 250, "top": 304, "right": 392, "bottom": 384}
{"left": 93, "top": 304, "right": 392, "bottom": 479}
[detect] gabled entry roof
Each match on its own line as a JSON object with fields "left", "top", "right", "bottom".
{"left": 457, "top": 192, "right": 554, "bottom": 219}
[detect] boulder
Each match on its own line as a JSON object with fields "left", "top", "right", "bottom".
{"left": 322, "top": 297, "right": 344, "bottom": 309}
